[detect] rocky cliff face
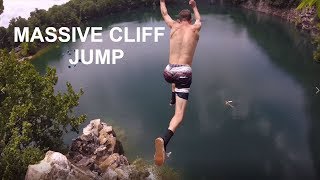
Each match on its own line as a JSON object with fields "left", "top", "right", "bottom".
{"left": 241, "top": 0, "right": 318, "bottom": 35}
{"left": 25, "top": 119, "right": 153, "bottom": 180}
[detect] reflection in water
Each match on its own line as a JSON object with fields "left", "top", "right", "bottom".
{"left": 32, "top": 4, "right": 320, "bottom": 180}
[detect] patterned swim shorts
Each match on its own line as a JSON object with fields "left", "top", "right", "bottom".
{"left": 163, "top": 64, "right": 192, "bottom": 100}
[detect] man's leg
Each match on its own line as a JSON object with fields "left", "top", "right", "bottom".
{"left": 170, "top": 84, "right": 176, "bottom": 106}
{"left": 163, "top": 65, "right": 175, "bottom": 106}
{"left": 156, "top": 64, "right": 192, "bottom": 166}
{"left": 154, "top": 95, "right": 188, "bottom": 166}
{"left": 168, "top": 95, "right": 187, "bottom": 132}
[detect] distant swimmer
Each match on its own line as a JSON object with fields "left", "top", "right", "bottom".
{"left": 154, "top": 0, "right": 201, "bottom": 166}
{"left": 225, "top": 100, "right": 234, "bottom": 108}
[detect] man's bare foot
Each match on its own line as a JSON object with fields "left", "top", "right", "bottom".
{"left": 154, "top": 137, "right": 165, "bottom": 166}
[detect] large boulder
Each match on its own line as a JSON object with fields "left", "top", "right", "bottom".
{"left": 25, "top": 119, "right": 153, "bottom": 180}
{"left": 25, "top": 151, "right": 97, "bottom": 180}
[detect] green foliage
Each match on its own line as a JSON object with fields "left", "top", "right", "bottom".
{"left": 297, "top": 0, "right": 317, "bottom": 9}
{"left": 47, "top": 5, "right": 81, "bottom": 28}
{"left": 0, "top": 27, "right": 9, "bottom": 49}
{"left": 131, "top": 158, "right": 182, "bottom": 180}
{"left": 154, "top": 164, "right": 182, "bottom": 180}
{"left": 0, "top": 51, "right": 86, "bottom": 179}
{"left": 297, "top": 0, "right": 320, "bottom": 62}
{"left": 7, "top": 17, "right": 29, "bottom": 48}
{"left": 0, "top": 0, "right": 3, "bottom": 15}
{"left": 80, "top": 1, "right": 98, "bottom": 20}
{"left": 29, "top": 9, "right": 51, "bottom": 30}
{"left": 297, "top": 0, "right": 320, "bottom": 17}
{"left": 312, "top": 34, "right": 320, "bottom": 61}
{"left": 20, "top": 42, "right": 29, "bottom": 57}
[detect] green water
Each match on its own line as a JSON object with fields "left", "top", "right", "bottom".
{"left": 32, "top": 4, "right": 320, "bottom": 180}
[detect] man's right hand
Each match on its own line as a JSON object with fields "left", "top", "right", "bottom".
{"left": 189, "top": 0, "right": 196, "bottom": 8}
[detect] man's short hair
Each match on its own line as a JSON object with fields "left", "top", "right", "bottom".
{"left": 179, "top": 9, "right": 192, "bottom": 22}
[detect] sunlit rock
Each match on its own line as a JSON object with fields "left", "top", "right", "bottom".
{"left": 83, "top": 119, "right": 102, "bottom": 136}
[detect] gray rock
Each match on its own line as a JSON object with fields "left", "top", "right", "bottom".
{"left": 94, "top": 146, "right": 108, "bottom": 157}
{"left": 25, "top": 151, "right": 96, "bottom": 180}
{"left": 98, "top": 125, "right": 113, "bottom": 145}
{"left": 83, "top": 119, "right": 102, "bottom": 136}
{"left": 99, "top": 153, "right": 121, "bottom": 171}
{"left": 101, "top": 168, "right": 118, "bottom": 180}
{"left": 75, "top": 156, "right": 95, "bottom": 168}
{"left": 115, "top": 168, "right": 129, "bottom": 180}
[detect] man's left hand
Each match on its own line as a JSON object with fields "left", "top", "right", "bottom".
{"left": 189, "top": 0, "right": 196, "bottom": 8}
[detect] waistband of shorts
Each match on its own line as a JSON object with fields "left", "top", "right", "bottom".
{"left": 168, "top": 63, "right": 191, "bottom": 67}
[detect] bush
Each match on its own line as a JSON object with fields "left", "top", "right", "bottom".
{"left": 0, "top": 50, "right": 86, "bottom": 179}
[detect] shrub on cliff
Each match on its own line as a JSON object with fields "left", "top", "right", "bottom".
{"left": 0, "top": 50, "right": 86, "bottom": 179}
{"left": 131, "top": 158, "right": 182, "bottom": 180}
{"left": 231, "top": 0, "right": 300, "bottom": 8}
{"left": 298, "top": 0, "right": 320, "bottom": 17}
{"left": 298, "top": 0, "right": 320, "bottom": 61}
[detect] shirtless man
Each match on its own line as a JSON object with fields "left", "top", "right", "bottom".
{"left": 154, "top": 0, "right": 201, "bottom": 166}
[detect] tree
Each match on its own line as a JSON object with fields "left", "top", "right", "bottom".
{"left": 80, "top": 1, "right": 97, "bottom": 20}
{"left": 0, "top": 51, "right": 86, "bottom": 179}
{"left": 29, "top": 9, "right": 50, "bottom": 30}
{"left": 0, "top": 27, "right": 9, "bottom": 49}
{"left": 0, "top": 0, "right": 3, "bottom": 15}
{"left": 20, "top": 42, "right": 29, "bottom": 57}
{"left": 47, "top": 5, "right": 80, "bottom": 28}
{"left": 7, "top": 17, "right": 29, "bottom": 48}
{"left": 0, "top": 1, "right": 5, "bottom": 50}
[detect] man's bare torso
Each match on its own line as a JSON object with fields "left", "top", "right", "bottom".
{"left": 169, "top": 23, "right": 200, "bottom": 66}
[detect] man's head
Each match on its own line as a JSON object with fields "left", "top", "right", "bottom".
{"left": 179, "top": 9, "right": 192, "bottom": 22}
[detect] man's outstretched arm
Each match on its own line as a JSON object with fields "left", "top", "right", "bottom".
{"left": 160, "top": 0, "right": 176, "bottom": 28}
{"left": 189, "top": 0, "right": 201, "bottom": 31}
